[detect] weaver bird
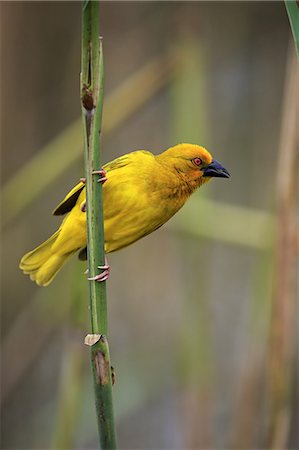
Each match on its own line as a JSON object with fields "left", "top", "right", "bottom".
{"left": 20, "top": 143, "right": 230, "bottom": 286}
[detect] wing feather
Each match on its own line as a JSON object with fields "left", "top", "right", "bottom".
{"left": 52, "top": 182, "right": 85, "bottom": 216}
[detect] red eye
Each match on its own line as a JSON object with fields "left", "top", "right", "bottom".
{"left": 192, "top": 157, "right": 202, "bottom": 166}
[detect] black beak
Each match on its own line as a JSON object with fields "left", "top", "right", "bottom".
{"left": 202, "top": 159, "right": 230, "bottom": 178}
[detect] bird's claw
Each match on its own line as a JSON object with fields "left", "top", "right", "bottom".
{"left": 80, "top": 170, "right": 106, "bottom": 213}
{"left": 88, "top": 271, "right": 109, "bottom": 282}
{"left": 80, "top": 169, "right": 107, "bottom": 186}
{"left": 92, "top": 169, "right": 107, "bottom": 184}
{"left": 88, "top": 263, "right": 110, "bottom": 282}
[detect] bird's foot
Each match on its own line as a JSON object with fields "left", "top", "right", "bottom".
{"left": 80, "top": 168, "right": 106, "bottom": 186}
{"left": 92, "top": 169, "right": 107, "bottom": 184}
{"left": 88, "top": 259, "right": 110, "bottom": 282}
{"left": 88, "top": 266, "right": 109, "bottom": 282}
{"left": 80, "top": 170, "right": 106, "bottom": 213}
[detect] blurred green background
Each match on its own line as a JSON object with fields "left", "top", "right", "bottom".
{"left": 1, "top": 2, "right": 298, "bottom": 449}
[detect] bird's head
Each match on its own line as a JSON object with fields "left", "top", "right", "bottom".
{"left": 157, "top": 143, "right": 230, "bottom": 189}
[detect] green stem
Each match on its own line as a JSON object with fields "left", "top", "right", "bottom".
{"left": 81, "top": 1, "right": 117, "bottom": 448}
{"left": 285, "top": 1, "right": 299, "bottom": 58}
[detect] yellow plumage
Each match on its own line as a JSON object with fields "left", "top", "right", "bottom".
{"left": 20, "top": 143, "right": 229, "bottom": 286}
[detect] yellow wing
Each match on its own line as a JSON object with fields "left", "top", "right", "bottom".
{"left": 52, "top": 181, "right": 85, "bottom": 216}
{"left": 52, "top": 150, "right": 159, "bottom": 254}
{"left": 52, "top": 151, "right": 147, "bottom": 216}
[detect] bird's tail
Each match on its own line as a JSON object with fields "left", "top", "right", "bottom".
{"left": 19, "top": 230, "right": 72, "bottom": 286}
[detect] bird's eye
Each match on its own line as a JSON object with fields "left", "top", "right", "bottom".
{"left": 192, "top": 157, "right": 202, "bottom": 166}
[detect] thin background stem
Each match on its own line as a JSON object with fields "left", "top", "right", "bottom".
{"left": 266, "top": 45, "right": 298, "bottom": 449}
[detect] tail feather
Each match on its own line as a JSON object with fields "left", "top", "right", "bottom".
{"left": 20, "top": 231, "right": 71, "bottom": 286}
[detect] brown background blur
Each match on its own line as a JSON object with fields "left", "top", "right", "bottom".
{"left": 1, "top": 2, "right": 298, "bottom": 449}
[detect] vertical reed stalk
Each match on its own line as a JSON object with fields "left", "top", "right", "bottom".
{"left": 81, "top": 1, "right": 117, "bottom": 448}
{"left": 266, "top": 46, "right": 298, "bottom": 449}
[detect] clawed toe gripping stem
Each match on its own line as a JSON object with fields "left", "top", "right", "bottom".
{"left": 80, "top": 169, "right": 107, "bottom": 184}
{"left": 87, "top": 258, "right": 110, "bottom": 282}
{"left": 80, "top": 169, "right": 106, "bottom": 213}
{"left": 92, "top": 169, "right": 107, "bottom": 184}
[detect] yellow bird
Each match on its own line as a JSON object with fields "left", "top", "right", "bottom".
{"left": 20, "top": 143, "right": 230, "bottom": 286}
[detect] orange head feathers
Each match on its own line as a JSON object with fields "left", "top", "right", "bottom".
{"left": 156, "top": 143, "right": 229, "bottom": 190}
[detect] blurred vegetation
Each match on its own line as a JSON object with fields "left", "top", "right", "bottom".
{"left": 1, "top": 2, "right": 298, "bottom": 450}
